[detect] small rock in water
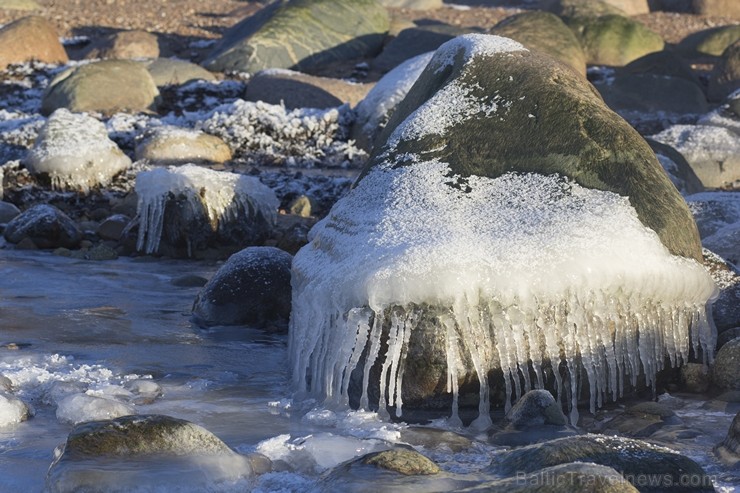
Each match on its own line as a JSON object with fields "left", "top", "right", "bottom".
{"left": 97, "top": 214, "right": 130, "bottom": 241}
{"left": 600, "top": 402, "right": 680, "bottom": 438}
{"left": 0, "top": 201, "right": 21, "bottom": 224}
{"left": 713, "top": 337, "right": 740, "bottom": 391}
{"left": 171, "top": 274, "right": 208, "bottom": 288}
{"left": 124, "top": 379, "right": 162, "bottom": 405}
{"left": 361, "top": 448, "right": 440, "bottom": 476}
{"left": 3, "top": 204, "right": 82, "bottom": 249}
{"left": 192, "top": 246, "right": 292, "bottom": 329}
{"left": 680, "top": 363, "right": 711, "bottom": 393}
{"left": 714, "top": 410, "right": 740, "bottom": 469}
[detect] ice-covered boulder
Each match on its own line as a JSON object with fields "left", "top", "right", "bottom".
{"left": 134, "top": 126, "right": 232, "bottom": 165}
{"left": 0, "top": 16, "right": 68, "bottom": 70}
{"left": 135, "top": 164, "right": 278, "bottom": 257}
{"left": 490, "top": 11, "right": 586, "bottom": 76}
{"left": 25, "top": 109, "right": 131, "bottom": 191}
{"left": 290, "top": 34, "right": 716, "bottom": 427}
{"left": 650, "top": 124, "right": 740, "bottom": 188}
{"left": 353, "top": 52, "right": 434, "bottom": 150}
{"left": 55, "top": 393, "right": 135, "bottom": 425}
{"left": 192, "top": 246, "right": 293, "bottom": 329}
{"left": 41, "top": 60, "right": 160, "bottom": 116}
{"left": 46, "top": 414, "right": 263, "bottom": 493}
{"left": 488, "top": 435, "right": 712, "bottom": 492}
{"left": 0, "top": 393, "right": 30, "bottom": 427}
{"left": 3, "top": 204, "right": 82, "bottom": 249}
{"left": 203, "top": 0, "right": 389, "bottom": 74}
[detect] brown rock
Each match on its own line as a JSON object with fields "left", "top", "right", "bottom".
{"left": 83, "top": 30, "right": 159, "bottom": 60}
{"left": 692, "top": 0, "right": 740, "bottom": 18}
{"left": 0, "top": 16, "right": 68, "bottom": 70}
{"left": 245, "top": 69, "right": 372, "bottom": 109}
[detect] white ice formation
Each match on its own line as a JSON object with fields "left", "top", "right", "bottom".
{"left": 24, "top": 109, "right": 132, "bottom": 191}
{"left": 290, "top": 35, "right": 717, "bottom": 428}
{"left": 134, "top": 164, "right": 278, "bottom": 254}
{"left": 291, "top": 163, "right": 717, "bottom": 427}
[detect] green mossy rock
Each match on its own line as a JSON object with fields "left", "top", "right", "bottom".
{"left": 678, "top": 25, "right": 740, "bottom": 58}
{"left": 362, "top": 448, "right": 440, "bottom": 475}
{"left": 41, "top": 60, "right": 159, "bottom": 115}
{"left": 367, "top": 38, "right": 703, "bottom": 262}
{"left": 567, "top": 14, "right": 665, "bottom": 66}
{"left": 203, "top": 0, "right": 389, "bottom": 74}
{"left": 490, "top": 11, "right": 587, "bottom": 76}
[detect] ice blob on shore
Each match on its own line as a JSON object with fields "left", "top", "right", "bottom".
{"left": 290, "top": 164, "right": 717, "bottom": 426}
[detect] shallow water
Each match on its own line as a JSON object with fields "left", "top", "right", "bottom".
{"left": 0, "top": 249, "right": 737, "bottom": 492}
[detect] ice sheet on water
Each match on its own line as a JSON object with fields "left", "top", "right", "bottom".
{"left": 55, "top": 393, "right": 135, "bottom": 424}
{"left": 134, "top": 164, "right": 279, "bottom": 254}
{"left": 290, "top": 160, "right": 717, "bottom": 426}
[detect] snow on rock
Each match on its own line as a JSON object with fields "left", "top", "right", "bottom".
{"left": 687, "top": 192, "right": 740, "bottom": 265}
{"left": 0, "top": 393, "right": 30, "bottom": 426}
{"left": 55, "top": 392, "right": 135, "bottom": 424}
{"left": 24, "top": 108, "right": 131, "bottom": 191}
{"left": 650, "top": 124, "right": 740, "bottom": 189}
{"left": 290, "top": 164, "right": 717, "bottom": 426}
{"left": 135, "top": 164, "right": 278, "bottom": 255}
{"left": 200, "top": 99, "right": 365, "bottom": 168}
{"left": 352, "top": 52, "right": 434, "bottom": 150}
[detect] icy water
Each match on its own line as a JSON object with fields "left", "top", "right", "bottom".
{"left": 0, "top": 249, "right": 737, "bottom": 492}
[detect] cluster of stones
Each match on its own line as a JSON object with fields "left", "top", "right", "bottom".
{"left": 0, "top": 0, "right": 738, "bottom": 491}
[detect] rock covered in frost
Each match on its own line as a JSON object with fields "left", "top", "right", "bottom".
{"left": 46, "top": 414, "right": 262, "bottom": 493}
{"left": 713, "top": 337, "right": 740, "bottom": 390}
{"left": 460, "top": 462, "right": 639, "bottom": 493}
{"left": 192, "top": 246, "right": 293, "bottom": 329}
{"left": 352, "top": 52, "right": 434, "bottom": 151}
{"left": 245, "top": 69, "right": 372, "bottom": 110}
{"left": 489, "top": 434, "right": 713, "bottom": 492}
{"left": 3, "top": 204, "right": 82, "bottom": 249}
{"left": 645, "top": 138, "right": 704, "bottom": 196}
{"left": 0, "top": 16, "right": 68, "bottom": 70}
{"left": 650, "top": 124, "right": 740, "bottom": 188}
{"left": 134, "top": 126, "right": 232, "bottom": 165}
{"left": 687, "top": 192, "right": 740, "bottom": 264}
{"left": 202, "top": 99, "right": 365, "bottom": 168}
{"left": 203, "top": 0, "right": 389, "bottom": 74}
{"left": 24, "top": 109, "right": 131, "bottom": 191}
{"left": 135, "top": 164, "right": 278, "bottom": 256}
{"left": 714, "top": 410, "right": 740, "bottom": 468}
{"left": 290, "top": 34, "right": 716, "bottom": 427}
{"left": 0, "top": 393, "right": 30, "bottom": 427}
{"left": 55, "top": 393, "right": 135, "bottom": 424}
{"left": 41, "top": 60, "right": 160, "bottom": 116}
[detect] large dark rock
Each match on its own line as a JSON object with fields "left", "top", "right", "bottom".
{"left": 203, "top": 0, "right": 389, "bottom": 74}
{"left": 489, "top": 434, "right": 713, "bottom": 492}
{"left": 192, "top": 246, "right": 292, "bottom": 329}
{"left": 3, "top": 204, "right": 82, "bottom": 249}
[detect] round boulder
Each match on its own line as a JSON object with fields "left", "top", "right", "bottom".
{"left": 678, "top": 25, "right": 740, "bottom": 58}
{"left": 25, "top": 109, "right": 131, "bottom": 191}
{"left": 45, "top": 414, "right": 262, "bottom": 493}
{"left": 3, "top": 204, "right": 82, "bottom": 249}
{"left": 83, "top": 30, "right": 159, "bottom": 60}
{"left": 0, "top": 16, "right": 68, "bottom": 70}
{"left": 145, "top": 58, "right": 216, "bottom": 87}
{"left": 713, "top": 337, "right": 740, "bottom": 390}
{"left": 246, "top": 69, "right": 372, "bottom": 109}
{"left": 134, "top": 126, "right": 232, "bottom": 165}
{"left": 192, "top": 246, "right": 292, "bottom": 329}
{"left": 490, "top": 11, "right": 587, "bottom": 76}
{"left": 41, "top": 60, "right": 160, "bottom": 115}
